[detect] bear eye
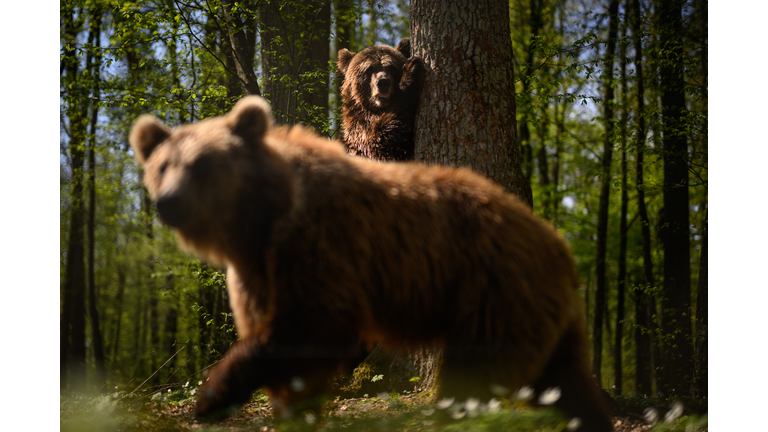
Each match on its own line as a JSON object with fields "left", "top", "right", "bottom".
{"left": 191, "top": 155, "right": 213, "bottom": 179}
{"left": 158, "top": 162, "right": 168, "bottom": 177}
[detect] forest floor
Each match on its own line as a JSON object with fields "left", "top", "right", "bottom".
{"left": 60, "top": 389, "right": 707, "bottom": 432}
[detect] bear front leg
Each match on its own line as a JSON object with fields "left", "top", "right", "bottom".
{"left": 196, "top": 336, "right": 277, "bottom": 419}
{"left": 196, "top": 335, "right": 365, "bottom": 420}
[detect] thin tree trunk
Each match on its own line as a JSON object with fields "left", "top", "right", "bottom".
{"left": 614, "top": 15, "right": 629, "bottom": 393}
{"left": 221, "top": 0, "right": 261, "bottom": 96}
{"left": 164, "top": 276, "right": 179, "bottom": 376}
{"left": 657, "top": 0, "right": 693, "bottom": 394}
{"left": 536, "top": 108, "right": 552, "bottom": 220}
{"left": 631, "top": 0, "right": 654, "bottom": 396}
{"left": 691, "top": 210, "right": 707, "bottom": 397}
{"left": 86, "top": 9, "right": 106, "bottom": 389}
{"left": 334, "top": 0, "right": 356, "bottom": 138}
{"left": 519, "top": 0, "right": 544, "bottom": 185}
{"left": 411, "top": 0, "right": 532, "bottom": 204}
{"left": 111, "top": 265, "right": 126, "bottom": 364}
{"left": 592, "top": 0, "right": 619, "bottom": 388}
{"left": 62, "top": 3, "right": 88, "bottom": 392}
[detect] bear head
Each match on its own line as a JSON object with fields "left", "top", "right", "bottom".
{"left": 129, "top": 96, "right": 293, "bottom": 264}
{"left": 337, "top": 39, "right": 412, "bottom": 112}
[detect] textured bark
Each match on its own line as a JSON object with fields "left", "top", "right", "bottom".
{"left": 411, "top": 0, "right": 531, "bottom": 204}
{"left": 592, "top": 0, "right": 619, "bottom": 388}
{"left": 657, "top": 0, "right": 693, "bottom": 394}
{"left": 261, "top": 0, "right": 331, "bottom": 132}
{"left": 632, "top": 0, "right": 654, "bottom": 396}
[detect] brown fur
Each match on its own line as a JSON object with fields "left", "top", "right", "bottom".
{"left": 337, "top": 38, "right": 424, "bottom": 162}
{"left": 130, "top": 96, "right": 612, "bottom": 431}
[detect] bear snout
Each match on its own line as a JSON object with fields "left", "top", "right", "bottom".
{"left": 375, "top": 77, "right": 391, "bottom": 95}
{"left": 155, "top": 193, "right": 191, "bottom": 228}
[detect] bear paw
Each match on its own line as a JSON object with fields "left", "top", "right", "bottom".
{"left": 401, "top": 57, "right": 425, "bottom": 92}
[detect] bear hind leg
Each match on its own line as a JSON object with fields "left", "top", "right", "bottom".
{"left": 532, "top": 323, "right": 613, "bottom": 432}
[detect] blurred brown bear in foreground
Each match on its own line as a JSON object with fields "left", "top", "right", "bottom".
{"left": 130, "top": 96, "right": 612, "bottom": 431}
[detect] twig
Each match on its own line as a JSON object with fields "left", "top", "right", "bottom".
{"left": 126, "top": 346, "right": 186, "bottom": 396}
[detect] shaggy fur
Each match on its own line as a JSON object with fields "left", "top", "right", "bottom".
{"left": 130, "top": 96, "right": 612, "bottom": 431}
{"left": 337, "top": 38, "right": 424, "bottom": 162}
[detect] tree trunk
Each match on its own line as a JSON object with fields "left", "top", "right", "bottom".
{"left": 592, "top": 0, "right": 619, "bottom": 388}
{"left": 536, "top": 109, "right": 552, "bottom": 220}
{"left": 111, "top": 265, "right": 127, "bottom": 364}
{"left": 411, "top": 0, "right": 532, "bottom": 204}
{"left": 518, "top": 0, "right": 544, "bottom": 185}
{"left": 409, "top": 0, "right": 531, "bottom": 390}
{"left": 657, "top": 0, "right": 693, "bottom": 395}
{"left": 86, "top": 9, "right": 107, "bottom": 389}
{"left": 261, "top": 0, "right": 331, "bottom": 132}
{"left": 221, "top": 0, "right": 261, "bottom": 96}
{"left": 691, "top": 210, "right": 707, "bottom": 397}
{"left": 614, "top": 16, "right": 629, "bottom": 394}
{"left": 61, "top": 3, "right": 88, "bottom": 392}
{"left": 631, "top": 0, "right": 654, "bottom": 396}
{"left": 164, "top": 276, "right": 179, "bottom": 378}
{"left": 334, "top": 0, "right": 356, "bottom": 138}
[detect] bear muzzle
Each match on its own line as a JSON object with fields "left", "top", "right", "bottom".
{"left": 155, "top": 193, "right": 192, "bottom": 228}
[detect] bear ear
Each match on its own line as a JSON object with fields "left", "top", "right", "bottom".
{"left": 337, "top": 48, "right": 356, "bottom": 76}
{"left": 227, "top": 95, "right": 274, "bottom": 143}
{"left": 130, "top": 115, "right": 171, "bottom": 165}
{"left": 396, "top": 38, "right": 412, "bottom": 58}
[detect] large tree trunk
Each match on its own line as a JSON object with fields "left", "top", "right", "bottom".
{"left": 657, "top": 0, "right": 693, "bottom": 395}
{"left": 592, "top": 0, "right": 619, "bottom": 388}
{"left": 631, "top": 0, "right": 655, "bottom": 396}
{"left": 411, "top": 0, "right": 531, "bottom": 204}
{"left": 261, "top": 0, "right": 331, "bottom": 132}
{"left": 409, "top": 0, "right": 531, "bottom": 391}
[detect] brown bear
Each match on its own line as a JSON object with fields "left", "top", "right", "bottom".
{"left": 337, "top": 38, "right": 424, "bottom": 162}
{"left": 130, "top": 96, "right": 612, "bottom": 431}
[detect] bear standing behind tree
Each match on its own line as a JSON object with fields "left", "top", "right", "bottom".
{"left": 130, "top": 96, "right": 612, "bottom": 432}
{"left": 337, "top": 38, "right": 425, "bottom": 161}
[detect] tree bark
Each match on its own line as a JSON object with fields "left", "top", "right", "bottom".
{"left": 261, "top": 0, "right": 331, "bottom": 132}
{"left": 409, "top": 0, "right": 532, "bottom": 390}
{"left": 657, "top": 0, "right": 693, "bottom": 395}
{"left": 411, "top": 0, "right": 532, "bottom": 204}
{"left": 592, "top": 0, "right": 619, "bottom": 388}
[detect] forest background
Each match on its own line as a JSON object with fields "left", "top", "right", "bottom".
{"left": 1, "top": 0, "right": 758, "bottom": 429}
